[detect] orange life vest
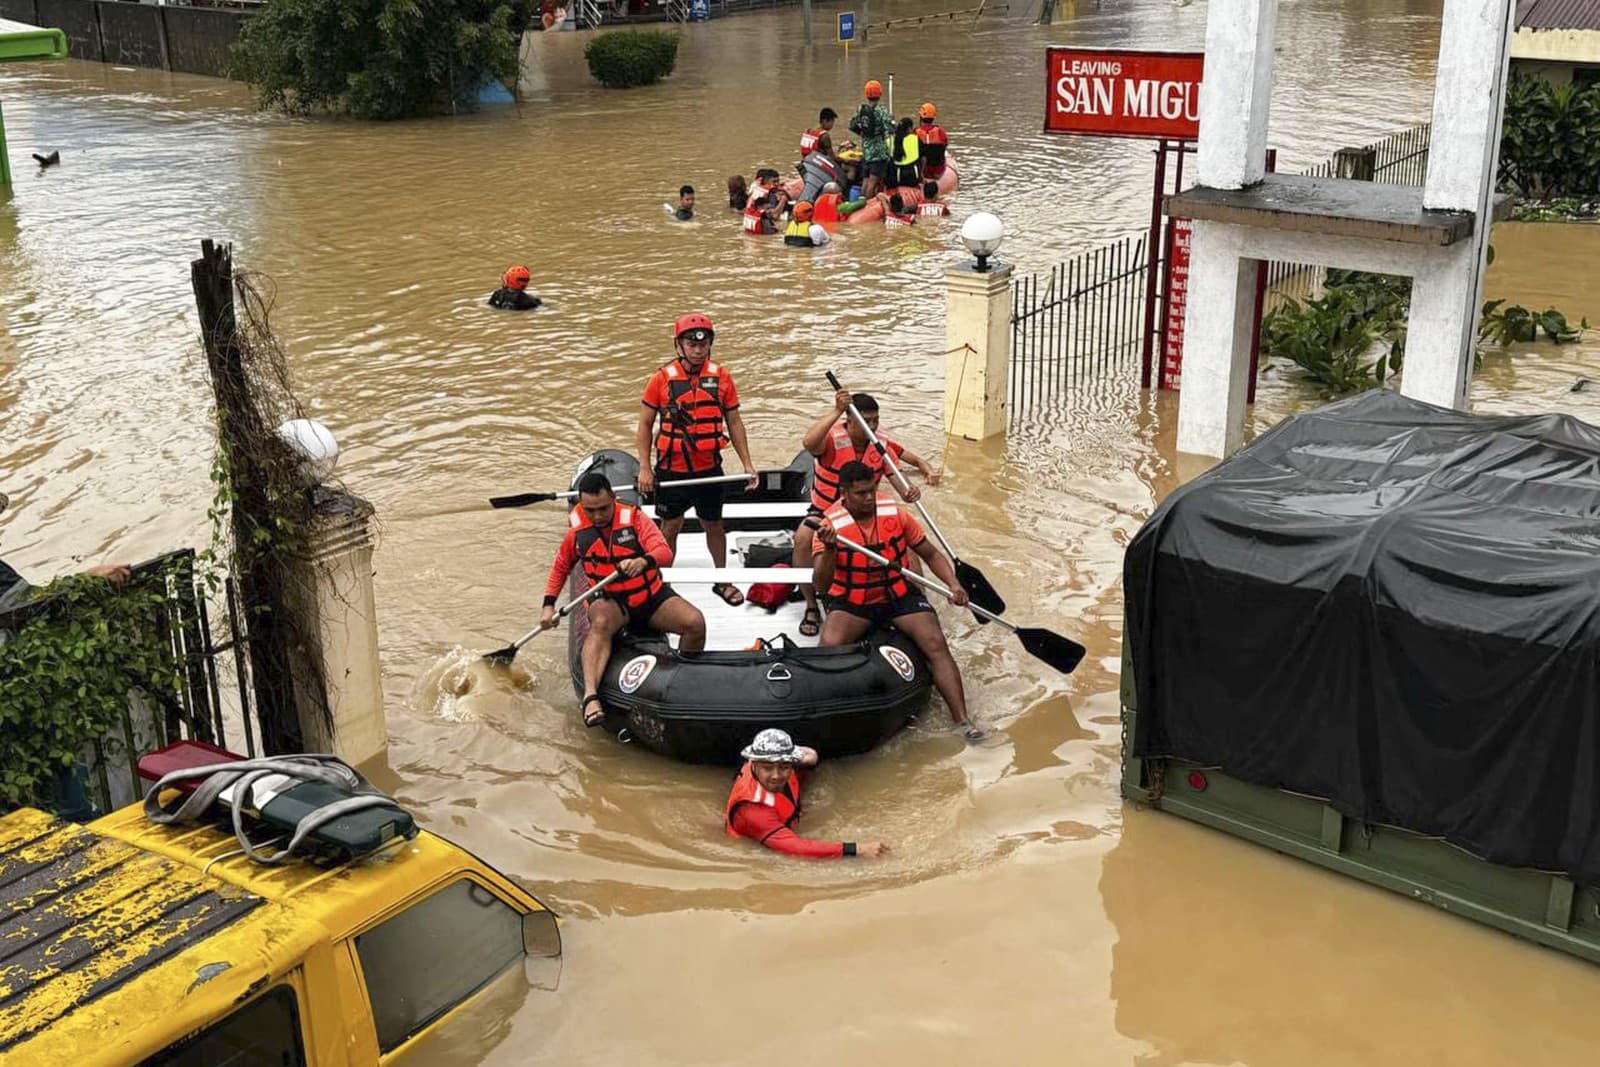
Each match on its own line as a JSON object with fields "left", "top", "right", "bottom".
{"left": 824, "top": 492, "right": 913, "bottom": 605}
{"left": 800, "top": 128, "right": 823, "bottom": 157}
{"left": 653, "top": 358, "right": 729, "bottom": 473}
{"left": 811, "top": 423, "right": 894, "bottom": 511}
{"left": 814, "top": 193, "right": 843, "bottom": 224}
{"left": 742, "top": 203, "right": 766, "bottom": 234}
{"left": 884, "top": 212, "right": 915, "bottom": 229}
{"left": 916, "top": 124, "right": 949, "bottom": 174}
{"left": 725, "top": 761, "right": 803, "bottom": 839}
{"left": 569, "top": 502, "right": 664, "bottom": 610}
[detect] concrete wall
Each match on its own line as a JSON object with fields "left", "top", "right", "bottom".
{"left": 1512, "top": 27, "right": 1600, "bottom": 65}
{"left": 0, "top": 0, "right": 245, "bottom": 78}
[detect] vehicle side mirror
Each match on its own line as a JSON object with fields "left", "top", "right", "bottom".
{"left": 522, "top": 909, "right": 561, "bottom": 959}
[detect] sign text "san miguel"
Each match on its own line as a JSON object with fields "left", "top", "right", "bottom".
{"left": 1044, "top": 48, "right": 1205, "bottom": 140}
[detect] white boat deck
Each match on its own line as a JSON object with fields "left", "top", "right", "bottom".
{"left": 646, "top": 506, "right": 818, "bottom": 652}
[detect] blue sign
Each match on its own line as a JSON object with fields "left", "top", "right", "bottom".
{"left": 689, "top": 0, "right": 709, "bottom": 19}
{"left": 838, "top": 12, "right": 856, "bottom": 40}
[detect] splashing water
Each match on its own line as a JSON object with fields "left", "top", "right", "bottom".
{"left": 412, "top": 645, "right": 536, "bottom": 723}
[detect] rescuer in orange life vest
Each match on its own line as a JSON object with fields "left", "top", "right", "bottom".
{"left": 813, "top": 461, "right": 979, "bottom": 738}
{"left": 541, "top": 471, "right": 707, "bottom": 727}
{"left": 726, "top": 728, "right": 890, "bottom": 859}
{"left": 792, "top": 388, "right": 939, "bottom": 637}
{"left": 636, "top": 313, "right": 760, "bottom": 607}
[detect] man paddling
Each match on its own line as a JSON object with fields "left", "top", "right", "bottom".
{"left": 636, "top": 312, "right": 759, "bottom": 607}
{"left": 792, "top": 389, "right": 938, "bottom": 637}
{"left": 726, "top": 728, "right": 890, "bottom": 859}
{"left": 541, "top": 472, "right": 707, "bottom": 727}
{"left": 813, "top": 462, "right": 977, "bottom": 735}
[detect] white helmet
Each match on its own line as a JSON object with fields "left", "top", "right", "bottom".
{"left": 741, "top": 728, "right": 803, "bottom": 763}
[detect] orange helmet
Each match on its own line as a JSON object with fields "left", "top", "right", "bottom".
{"left": 919, "top": 102, "right": 937, "bottom": 119}
{"left": 793, "top": 200, "right": 815, "bottom": 222}
{"left": 864, "top": 80, "right": 883, "bottom": 99}
{"left": 503, "top": 265, "right": 531, "bottom": 290}
{"left": 673, "top": 312, "right": 715, "bottom": 342}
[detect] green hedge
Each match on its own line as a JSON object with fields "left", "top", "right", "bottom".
{"left": 585, "top": 30, "right": 679, "bottom": 89}
{"left": 1499, "top": 70, "right": 1600, "bottom": 199}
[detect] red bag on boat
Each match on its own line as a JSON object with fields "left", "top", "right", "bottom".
{"left": 746, "top": 564, "right": 797, "bottom": 613}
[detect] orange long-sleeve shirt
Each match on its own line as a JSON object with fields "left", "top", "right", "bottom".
{"left": 543, "top": 506, "right": 674, "bottom": 605}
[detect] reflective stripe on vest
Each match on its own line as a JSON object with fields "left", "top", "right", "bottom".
{"left": 725, "top": 761, "right": 802, "bottom": 839}
{"left": 569, "top": 503, "right": 663, "bottom": 609}
{"left": 743, "top": 207, "right": 763, "bottom": 234}
{"left": 885, "top": 214, "right": 915, "bottom": 228}
{"left": 654, "top": 359, "right": 729, "bottom": 472}
{"left": 800, "top": 128, "right": 820, "bottom": 156}
{"left": 811, "top": 423, "right": 892, "bottom": 510}
{"left": 824, "top": 493, "right": 912, "bottom": 605}
{"left": 918, "top": 202, "right": 948, "bottom": 217}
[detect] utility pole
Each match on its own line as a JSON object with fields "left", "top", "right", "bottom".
{"left": 803, "top": 0, "right": 813, "bottom": 45}
{"left": 862, "top": 0, "right": 870, "bottom": 43}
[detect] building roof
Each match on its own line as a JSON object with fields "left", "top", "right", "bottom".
{"left": 1517, "top": 0, "right": 1600, "bottom": 32}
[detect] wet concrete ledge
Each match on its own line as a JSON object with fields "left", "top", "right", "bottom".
{"left": 1165, "top": 173, "right": 1514, "bottom": 247}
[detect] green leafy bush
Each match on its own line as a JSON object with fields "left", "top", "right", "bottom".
{"left": 1499, "top": 70, "right": 1600, "bottom": 199}
{"left": 0, "top": 572, "right": 183, "bottom": 811}
{"left": 1263, "top": 268, "right": 1589, "bottom": 397}
{"left": 230, "top": 0, "right": 533, "bottom": 120}
{"left": 584, "top": 30, "right": 680, "bottom": 89}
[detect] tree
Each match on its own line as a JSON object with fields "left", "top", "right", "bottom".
{"left": 230, "top": 0, "right": 532, "bottom": 121}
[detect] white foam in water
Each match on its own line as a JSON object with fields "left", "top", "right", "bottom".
{"left": 413, "top": 645, "right": 536, "bottom": 723}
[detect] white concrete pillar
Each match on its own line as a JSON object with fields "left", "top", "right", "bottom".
{"left": 1195, "top": 0, "right": 1280, "bottom": 190}
{"left": 944, "top": 262, "right": 1013, "bottom": 441}
{"left": 1175, "top": 221, "right": 1257, "bottom": 458}
{"left": 1425, "top": 0, "right": 1516, "bottom": 212}
{"left": 286, "top": 489, "right": 387, "bottom": 767}
{"left": 1401, "top": 241, "right": 1479, "bottom": 409}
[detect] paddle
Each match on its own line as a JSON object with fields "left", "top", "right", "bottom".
{"left": 483, "top": 572, "right": 621, "bottom": 665}
{"left": 825, "top": 371, "right": 1007, "bottom": 623}
{"left": 490, "top": 473, "right": 751, "bottom": 510}
{"left": 822, "top": 527, "right": 1085, "bottom": 675}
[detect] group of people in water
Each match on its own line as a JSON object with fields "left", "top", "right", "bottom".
{"left": 534, "top": 313, "right": 977, "bottom": 809}
{"left": 727, "top": 80, "right": 953, "bottom": 244}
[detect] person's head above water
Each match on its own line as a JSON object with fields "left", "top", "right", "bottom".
{"left": 678, "top": 184, "right": 695, "bottom": 210}
{"left": 741, "top": 728, "right": 805, "bottom": 790}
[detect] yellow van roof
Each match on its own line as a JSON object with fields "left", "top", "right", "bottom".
{"left": 0, "top": 803, "right": 533, "bottom": 1066}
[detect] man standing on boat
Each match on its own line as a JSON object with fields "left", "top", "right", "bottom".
{"left": 726, "top": 728, "right": 890, "bottom": 859}
{"left": 792, "top": 389, "right": 939, "bottom": 638}
{"left": 812, "top": 462, "right": 976, "bottom": 735}
{"left": 636, "top": 313, "right": 759, "bottom": 608}
{"left": 541, "top": 472, "right": 708, "bottom": 727}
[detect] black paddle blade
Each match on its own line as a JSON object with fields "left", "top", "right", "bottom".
{"left": 954, "top": 559, "right": 1005, "bottom": 624}
{"left": 1016, "top": 627, "right": 1086, "bottom": 674}
{"left": 483, "top": 644, "right": 520, "bottom": 665}
{"left": 489, "top": 491, "right": 558, "bottom": 509}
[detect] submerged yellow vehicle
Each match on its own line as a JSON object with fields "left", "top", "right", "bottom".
{"left": 0, "top": 748, "right": 560, "bottom": 1066}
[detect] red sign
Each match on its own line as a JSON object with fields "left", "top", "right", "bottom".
{"left": 1160, "top": 217, "right": 1192, "bottom": 391}
{"left": 1044, "top": 48, "right": 1204, "bottom": 140}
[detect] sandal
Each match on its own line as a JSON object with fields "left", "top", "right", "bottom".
{"left": 712, "top": 582, "right": 746, "bottom": 607}
{"left": 798, "top": 605, "right": 821, "bottom": 637}
{"left": 581, "top": 693, "right": 606, "bottom": 728}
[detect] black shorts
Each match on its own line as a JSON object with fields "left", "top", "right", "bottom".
{"left": 824, "top": 590, "right": 934, "bottom": 629}
{"left": 864, "top": 158, "right": 890, "bottom": 180}
{"left": 653, "top": 466, "right": 726, "bottom": 522}
{"left": 613, "top": 585, "right": 679, "bottom": 633}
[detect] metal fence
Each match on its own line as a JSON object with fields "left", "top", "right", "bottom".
{"left": 1009, "top": 234, "right": 1147, "bottom": 426}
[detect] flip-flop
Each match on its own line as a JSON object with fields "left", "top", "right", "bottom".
{"left": 798, "top": 605, "right": 821, "bottom": 637}
{"left": 712, "top": 582, "right": 746, "bottom": 607}
{"left": 581, "top": 693, "right": 606, "bottom": 728}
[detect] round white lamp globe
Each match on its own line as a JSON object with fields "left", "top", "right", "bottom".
{"left": 276, "top": 418, "right": 339, "bottom": 486}
{"left": 959, "top": 211, "right": 1005, "bottom": 271}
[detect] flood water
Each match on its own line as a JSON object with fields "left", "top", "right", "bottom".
{"left": 6, "top": 0, "right": 1600, "bottom": 1061}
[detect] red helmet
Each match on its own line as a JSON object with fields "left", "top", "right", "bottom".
{"left": 919, "top": 102, "right": 937, "bottom": 120}
{"left": 673, "top": 312, "right": 715, "bottom": 342}
{"left": 503, "top": 265, "right": 531, "bottom": 291}
{"left": 864, "top": 79, "right": 883, "bottom": 99}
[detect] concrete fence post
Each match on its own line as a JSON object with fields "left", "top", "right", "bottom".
{"left": 943, "top": 261, "right": 1013, "bottom": 441}
{"left": 285, "top": 489, "right": 386, "bottom": 767}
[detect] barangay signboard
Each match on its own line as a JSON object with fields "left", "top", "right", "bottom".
{"left": 1044, "top": 48, "right": 1204, "bottom": 140}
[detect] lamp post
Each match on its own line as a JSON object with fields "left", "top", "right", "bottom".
{"left": 960, "top": 211, "right": 1004, "bottom": 272}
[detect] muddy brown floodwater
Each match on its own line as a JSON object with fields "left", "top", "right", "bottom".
{"left": 6, "top": 0, "right": 1600, "bottom": 1061}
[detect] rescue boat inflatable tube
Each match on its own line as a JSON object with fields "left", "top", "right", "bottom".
{"left": 566, "top": 449, "right": 934, "bottom": 764}
{"left": 780, "top": 154, "right": 960, "bottom": 227}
